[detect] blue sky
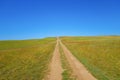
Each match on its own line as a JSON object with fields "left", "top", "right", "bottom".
{"left": 0, "top": 0, "right": 120, "bottom": 40}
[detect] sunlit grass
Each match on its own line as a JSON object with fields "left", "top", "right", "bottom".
{"left": 0, "top": 38, "right": 56, "bottom": 80}
{"left": 61, "top": 36, "right": 120, "bottom": 80}
{"left": 0, "top": 38, "right": 55, "bottom": 50}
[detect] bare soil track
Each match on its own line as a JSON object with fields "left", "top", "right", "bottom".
{"left": 45, "top": 38, "right": 97, "bottom": 80}
{"left": 45, "top": 39, "right": 62, "bottom": 80}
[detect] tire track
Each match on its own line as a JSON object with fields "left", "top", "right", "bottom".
{"left": 45, "top": 39, "right": 62, "bottom": 80}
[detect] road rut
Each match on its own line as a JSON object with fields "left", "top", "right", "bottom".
{"left": 46, "top": 39, "right": 62, "bottom": 80}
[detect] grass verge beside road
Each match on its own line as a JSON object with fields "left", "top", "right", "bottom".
{"left": 0, "top": 38, "right": 56, "bottom": 80}
{"left": 61, "top": 36, "right": 120, "bottom": 80}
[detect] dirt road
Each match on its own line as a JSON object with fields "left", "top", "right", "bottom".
{"left": 45, "top": 38, "right": 97, "bottom": 80}
{"left": 46, "top": 39, "right": 62, "bottom": 80}
{"left": 59, "top": 39, "right": 97, "bottom": 80}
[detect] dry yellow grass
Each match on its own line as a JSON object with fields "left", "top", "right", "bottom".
{"left": 61, "top": 36, "right": 120, "bottom": 80}
{"left": 0, "top": 38, "right": 56, "bottom": 80}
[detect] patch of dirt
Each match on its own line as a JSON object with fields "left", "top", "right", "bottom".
{"left": 45, "top": 39, "right": 62, "bottom": 80}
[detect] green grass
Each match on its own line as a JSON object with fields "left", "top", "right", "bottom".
{"left": 0, "top": 38, "right": 55, "bottom": 50}
{"left": 0, "top": 38, "right": 56, "bottom": 80}
{"left": 59, "top": 44, "right": 76, "bottom": 80}
{"left": 61, "top": 36, "right": 120, "bottom": 80}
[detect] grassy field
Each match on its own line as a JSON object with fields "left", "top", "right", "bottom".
{"left": 61, "top": 36, "right": 120, "bottom": 80}
{"left": 0, "top": 38, "right": 56, "bottom": 80}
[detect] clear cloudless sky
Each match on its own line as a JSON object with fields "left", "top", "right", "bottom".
{"left": 0, "top": 0, "right": 120, "bottom": 40}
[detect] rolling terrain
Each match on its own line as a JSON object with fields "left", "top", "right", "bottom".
{"left": 0, "top": 36, "right": 120, "bottom": 80}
